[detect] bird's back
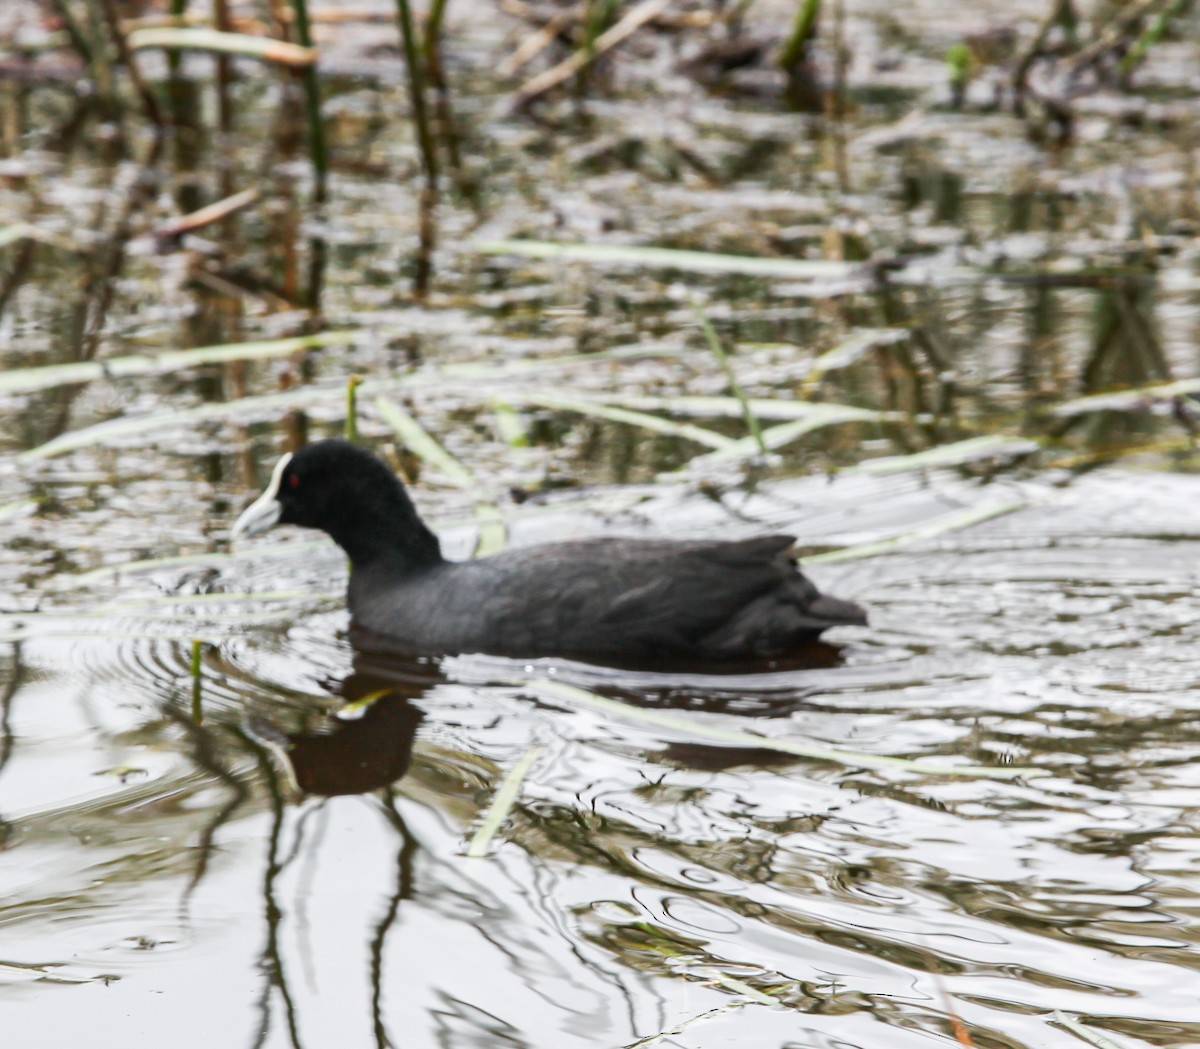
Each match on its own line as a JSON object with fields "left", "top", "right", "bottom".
{"left": 349, "top": 535, "right": 865, "bottom": 661}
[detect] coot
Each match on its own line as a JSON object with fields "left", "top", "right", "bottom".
{"left": 231, "top": 440, "right": 867, "bottom": 661}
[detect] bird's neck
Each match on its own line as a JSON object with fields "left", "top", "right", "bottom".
{"left": 328, "top": 487, "right": 443, "bottom": 575}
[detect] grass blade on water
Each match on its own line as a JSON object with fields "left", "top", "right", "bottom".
{"left": 1053, "top": 376, "right": 1200, "bottom": 417}
{"left": 477, "top": 239, "right": 861, "bottom": 282}
{"left": 374, "top": 399, "right": 507, "bottom": 555}
{"left": 17, "top": 344, "right": 685, "bottom": 460}
{"left": 803, "top": 328, "right": 909, "bottom": 384}
{"left": 848, "top": 434, "right": 1040, "bottom": 476}
{"left": 532, "top": 680, "right": 1047, "bottom": 780}
{"left": 374, "top": 399, "right": 473, "bottom": 486}
{"left": 0, "top": 500, "right": 39, "bottom": 523}
{"left": 512, "top": 0, "right": 670, "bottom": 106}
{"left": 466, "top": 745, "right": 544, "bottom": 857}
{"left": 127, "top": 27, "right": 317, "bottom": 66}
{"left": 0, "top": 331, "right": 354, "bottom": 397}
{"left": 666, "top": 404, "right": 888, "bottom": 473}
{"left": 800, "top": 497, "right": 1028, "bottom": 566}
{"left": 512, "top": 392, "right": 737, "bottom": 449}
{"left": 577, "top": 392, "right": 901, "bottom": 423}
{"left": 1052, "top": 1012, "right": 1127, "bottom": 1049}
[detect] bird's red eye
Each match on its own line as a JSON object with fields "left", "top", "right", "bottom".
{"left": 288, "top": 474, "right": 300, "bottom": 489}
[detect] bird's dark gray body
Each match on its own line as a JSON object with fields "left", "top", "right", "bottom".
{"left": 232, "top": 440, "right": 867, "bottom": 664}
{"left": 348, "top": 534, "right": 865, "bottom": 660}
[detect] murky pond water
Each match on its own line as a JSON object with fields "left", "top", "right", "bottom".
{"left": 3, "top": 0, "right": 1200, "bottom": 1045}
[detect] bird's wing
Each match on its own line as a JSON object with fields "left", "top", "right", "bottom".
{"left": 481, "top": 536, "right": 798, "bottom": 656}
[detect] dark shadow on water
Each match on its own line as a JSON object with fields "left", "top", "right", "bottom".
{"left": 348, "top": 628, "right": 852, "bottom": 718}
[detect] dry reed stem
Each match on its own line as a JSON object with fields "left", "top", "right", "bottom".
{"left": 512, "top": 0, "right": 671, "bottom": 107}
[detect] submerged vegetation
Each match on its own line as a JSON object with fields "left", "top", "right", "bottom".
{"left": 2, "top": 0, "right": 1200, "bottom": 1045}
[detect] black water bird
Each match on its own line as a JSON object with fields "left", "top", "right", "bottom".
{"left": 231, "top": 440, "right": 867, "bottom": 663}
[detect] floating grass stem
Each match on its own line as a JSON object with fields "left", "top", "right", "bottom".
{"left": 0, "top": 331, "right": 353, "bottom": 397}
{"left": 466, "top": 745, "right": 543, "bottom": 857}
{"left": 513, "top": 391, "right": 737, "bottom": 450}
{"left": 1052, "top": 1012, "right": 1126, "bottom": 1049}
{"left": 374, "top": 398, "right": 507, "bottom": 555}
{"left": 692, "top": 302, "right": 766, "bottom": 454}
{"left": 800, "top": 498, "right": 1028, "bottom": 566}
{"left": 128, "top": 27, "right": 318, "bottom": 65}
{"left": 17, "top": 343, "right": 681, "bottom": 461}
{"left": 0, "top": 499, "right": 38, "bottom": 523}
{"left": 478, "top": 238, "right": 858, "bottom": 282}
{"left": 534, "top": 680, "right": 1048, "bottom": 780}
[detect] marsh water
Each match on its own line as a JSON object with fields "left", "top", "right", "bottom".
{"left": 4, "top": 0, "right": 1200, "bottom": 1046}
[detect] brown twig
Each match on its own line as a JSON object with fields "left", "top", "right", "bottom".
{"left": 497, "top": 10, "right": 573, "bottom": 78}
{"left": 512, "top": 0, "right": 672, "bottom": 108}
{"left": 153, "top": 188, "right": 260, "bottom": 242}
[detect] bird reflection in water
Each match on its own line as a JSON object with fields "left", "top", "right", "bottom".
{"left": 249, "top": 668, "right": 428, "bottom": 797}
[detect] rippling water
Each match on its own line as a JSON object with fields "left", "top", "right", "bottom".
{"left": 4, "top": 467, "right": 1200, "bottom": 1047}
{"left": 4, "top": 0, "right": 1200, "bottom": 1040}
